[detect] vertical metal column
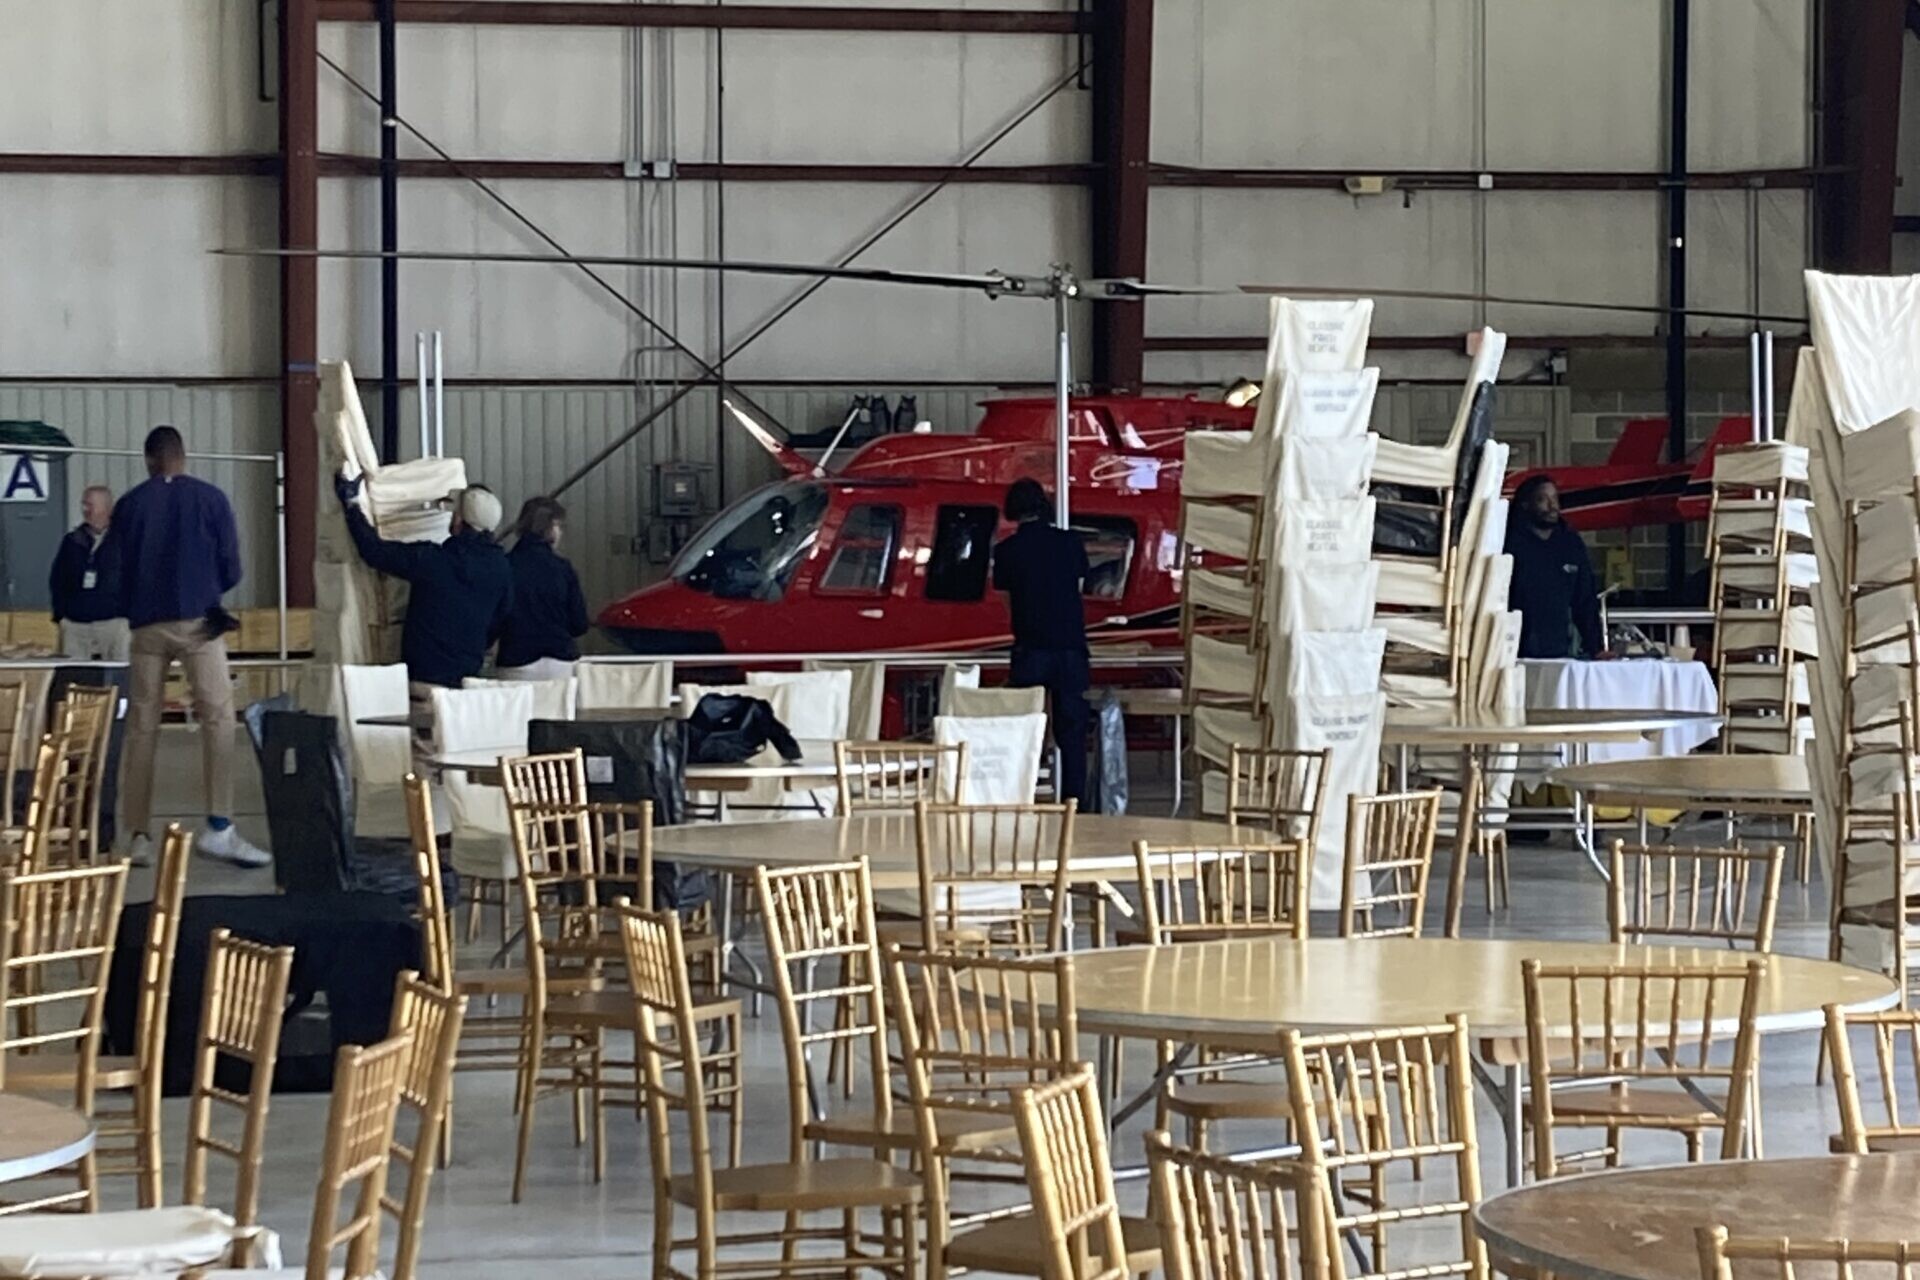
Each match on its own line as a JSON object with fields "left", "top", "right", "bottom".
{"left": 279, "top": 0, "right": 319, "bottom": 608}
{"left": 1088, "top": 0, "right": 1153, "bottom": 392}
{"left": 379, "top": 0, "right": 401, "bottom": 462}
{"left": 1663, "top": 0, "right": 1690, "bottom": 600}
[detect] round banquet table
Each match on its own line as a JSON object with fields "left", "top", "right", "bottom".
{"left": 1549, "top": 753, "right": 1810, "bottom": 814}
{"left": 0, "top": 1095, "right": 93, "bottom": 1184}
{"left": 1474, "top": 1154, "right": 1920, "bottom": 1280}
{"left": 649, "top": 812, "right": 1272, "bottom": 891}
{"left": 1043, "top": 936, "right": 1896, "bottom": 1187}
{"left": 1379, "top": 706, "right": 1722, "bottom": 750}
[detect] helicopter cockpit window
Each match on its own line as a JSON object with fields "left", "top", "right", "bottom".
{"left": 670, "top": 481, "right": 829, "bottom": 601}
{"left": 925, "top": 505, "right": 999, "bottom": 602}
{"left": 1073, "top": 516, "right": 1136, "bottom": 600}
{"left": 819, "top": 504, "right": 901, "bottom": 594}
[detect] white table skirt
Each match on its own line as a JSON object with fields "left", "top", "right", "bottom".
{"left": 1521, "top": 658, "right": 1719, "bottom": 764}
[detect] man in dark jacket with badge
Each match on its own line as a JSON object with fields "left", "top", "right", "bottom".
{"left": 992, "top": 477, "right": 1092, "bottom": 806}
{"left": 50, "top": 484, "right": 126, "bottom": 660}
{"left": 1505, "top": 474, "right": 1606, "bottom": 659}
{"left": 335, "top": 473, "right": 515, "bottom": 694}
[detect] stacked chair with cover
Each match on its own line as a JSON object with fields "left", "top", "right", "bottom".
{"left": 1708, "top": 441, "right": 1818, "bottom": 755}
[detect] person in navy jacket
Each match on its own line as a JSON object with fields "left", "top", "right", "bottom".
{"left": 992, "top": 478, "right": 1092, "bottom": 806}
{"left": 49, "top": 484, "right": 126, "bottom": 660}
{"left": 111, "top": 426, "right": 269, "bottom": 869}
{"left": 495, "top": 496, "right": 590, "bottom": 681}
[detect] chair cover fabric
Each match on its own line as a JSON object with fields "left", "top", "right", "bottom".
{"left": 747, "top": 668, "right": 853, "bottom": 740}
{"left": 432, "top": 684, "right": 533, "bottom": 882}
{"left": 933, "top": 713, "right": 1046, "bottom": 805}
{"left": 943, "top": 685, "right": 1047, "bottom": 718}
{"left": 576, "top": 661, "right": 674, "bottom": 711}
{"left": 465, "top": 675, "right": 576, "bottom": 722}
{"left": 805, "top": 659, "right": 886, "bottom": 740}
{"left": 0, "top": 1205, "right": 272, "bottom": 1279}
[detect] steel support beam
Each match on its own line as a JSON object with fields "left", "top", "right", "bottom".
{"left": 317, "top": 1, "right": 1087, "bottom": 32}
{"left": 1817, "top": 0, "right": 1905, "bottom": 272}
{"left": 1149, "top": 165, "right": 1818, "bottom": 191}
{"left": 281, "top": 0, "right": 319, "bottom": 607}
{"left": 1090, "top": 0, "right": 1153, "bottom": 392}
{"left": 1664, "top": 0, "right": 1690, "bottom": 600}
{"left": 379, "top": 0, "right": 400, "bottom": 463}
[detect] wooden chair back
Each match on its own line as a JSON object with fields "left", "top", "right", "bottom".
{"left": 184, "top": 929, "right": 295, "bottom": 1228}
{"left": 1521, "top": 958, "right": 1765, "bottom": 1177}
{"left": 1697, "top": 1226, "right": 1920, "bottom": 1280}
{"left": 1340, "top": 790, "right": 1442, "bottom": 939}
{"left": 1608, "top": 841, "right": 1784, "bottom": 951}
{"left": 1147, "top": 1129, "right": 1336, "bottom": 1280}
{"left": 620, "top": 903, "right": 722, "bottom": 1214}
{"left": 51, "top": 684, "right": 116, "bottom": 864}
{"left": 502, "top": 751, "right": 594, "bottom": 880}
{"left": 835, "top": 740, "right": 967, "bottom": 810}
{"left": 304, "top": 1033, "right": 415, "bottom": 1280}
{"left": 15, "top": 730, "right": 73, "bottom": 872}
{"left": 0, "top": 682, "right": 26, "bottom": 831}
{"left": 1279, "top": 1017, "right": 1487, "bottom": 1280}
{"left": 126, "top": 825, "right": 192, "bottom": 1205}
{"left": 914, "top": 800, "right": 1076, "bottom": 955}
{"left": 403, "top": 775, "right": 454, "bottom": 990}
{"left": 755, "top": 859, "right": 893, "bottom": 1157}
{"left": 1134, "top": 840, "right": 1308, "bottom": 943}
{"left": 0, "top": 861, "right": 129, "bottom": 1103}
{"left": 1824, "top": 1004, "right": 1920, "bottom": 1154}
{"left": 384, "top": 973, "right": 467, "bottom": 1280}
{"left": 1227, "top": 746, "right": 1331, "bottom": 851}
{"left": 1011, "top": 1066, "right": 1132, "bottom": 1280}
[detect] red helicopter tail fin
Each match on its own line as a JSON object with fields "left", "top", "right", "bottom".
{"left": 1687, "top": 416, "right": 1760, "bottom": 480}
{"left": 1606, "top": 417, "right": 1671, "bottom": 467}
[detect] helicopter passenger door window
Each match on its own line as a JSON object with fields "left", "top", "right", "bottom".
{"left": 924, "top": 505, "right": 999, "bottom": 602}
{"left": 1072, "top": 516, "right": 1137, "bottom": 600}
{"left": 819, "top": 504, "right": 902, "bottom": 595}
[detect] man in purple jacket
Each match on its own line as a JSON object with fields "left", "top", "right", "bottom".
{"left": 110, "top": 426, "right": 268, "bottom": 869}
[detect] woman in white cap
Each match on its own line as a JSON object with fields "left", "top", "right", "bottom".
{"left": 335, "top": 474, "right": 515, "bottom": 707}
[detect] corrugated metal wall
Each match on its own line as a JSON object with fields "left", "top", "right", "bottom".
{"left": 0, "top": 377, "right": 1569, "bottom": 637}
{"left": 0, "top": 383, "right": 283, "bottom": 607}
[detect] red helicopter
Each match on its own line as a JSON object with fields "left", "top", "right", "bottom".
{"left": 594, "top": 398, "right": 1753, "bottom": 656}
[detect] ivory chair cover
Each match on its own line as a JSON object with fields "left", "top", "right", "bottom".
{"left": 804, "top": 660, "right": 886, "bottom": 740}
{"left": 464, "top": 675, "right": 576, "bottom": 723}
{"left": 932, "top": 714, "right": 1046, "bottom": 805}
{"left": 943, "top": 686, "right": 1047, "bottom": 719}
{"left": 1371, "top": 328, "right": 1507, "bottom": 488}
{"left": 431, "top": 684, "right": 533, "bottom": 881}
{"left": 575, "top": 661, "right": 673, "bottom": 711}
{"left": 747, "top": 668, "right": 853, "bottom": 740}
{"left": 339, "top": 661, "right": 416, "bottom": 838}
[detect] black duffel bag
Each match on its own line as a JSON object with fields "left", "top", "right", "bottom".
{"left": 685, "top": 693, "right": 802, "bottom": 765}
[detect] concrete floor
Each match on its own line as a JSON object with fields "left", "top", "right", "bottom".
{"left": 117, "top": 729, "right": 1854, "bottom": 1278}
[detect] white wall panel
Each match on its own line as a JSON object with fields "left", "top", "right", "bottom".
{"left": 1689, "top": 0, "right": 1810, "bottom": 169}
{"left": 1152, "top": 0, "right": 1477, "bottom": 169}
{"left": 0, "top": 0, "right": 273, "bottom": 153}
{"left": 1483, "top": 193, "right": 1661, "bottom": 334}
{"left": 1144, "top": 188, "right": 1482, "bottom": 339}
{"left": 0, "top": 177, "right": 278, "bottom": 378}
{"left": 1685, "top": 190, "right": 1809, "bottom": 335}
{"left": 1485, "top": 0, "right": 1662, "bottom": 170}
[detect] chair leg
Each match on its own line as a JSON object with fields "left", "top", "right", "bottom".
{"left": 512, "top": 1033, "right": 542, "bottom": 1203}
{"left": 590, "top": 1034, "right": 607, "bottom": 1185}
{"left": 1685, "top": 1128, "right": 1704, "bottom": 1162}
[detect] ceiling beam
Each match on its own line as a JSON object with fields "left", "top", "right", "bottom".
{"left": 316, "top": 1, "right": 1088, "bottom": 34}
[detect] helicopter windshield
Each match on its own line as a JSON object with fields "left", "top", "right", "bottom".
{"left": 670, "top": 481, "right": 830, "bottom": 601}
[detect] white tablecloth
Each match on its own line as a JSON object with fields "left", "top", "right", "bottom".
{"left": 1522, "top": 659, "right": 1719, "bottom": 764}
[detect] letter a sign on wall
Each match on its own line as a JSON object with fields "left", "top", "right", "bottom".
{"left": 0, "top": 454, "right": 47, "bottom": 503}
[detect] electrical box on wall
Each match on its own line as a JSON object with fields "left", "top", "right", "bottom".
{"left": 655, "top": 463, "right": 702, "bottom": 518}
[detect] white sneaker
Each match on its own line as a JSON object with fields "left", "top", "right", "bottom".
{"left": 125, "top": 833, "right": 154, "bottom": 868}
{"left": 195, "top": 824, "right": 272, "bottom": 869}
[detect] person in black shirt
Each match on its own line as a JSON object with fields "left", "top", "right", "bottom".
{"left": 50, "top": 484, "right": 127, "bottom": 660}
{"left": 496, "top": 496, "right": 591, "bottom": 680}
{"left": 1505, "top": 475, "right": 1606, "bottom": 659}
{"left": 991, "top": 478, "right": 1091, "bottom": 806}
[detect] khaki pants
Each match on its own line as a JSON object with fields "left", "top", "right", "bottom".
{"left": 60, "top": 618, "right": 131, "bottom": 662}
{"left": 122, "top": 620, "right": 234, "bottom": 836}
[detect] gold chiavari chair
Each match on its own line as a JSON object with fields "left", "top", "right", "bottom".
{"left": 1341, "top": 790, "right": 1443, "bottom": 939}
{"left": 281, "top": 1034, "right": 416, "bottom": 1280}
{"left": 915, "top": 800, "right": 1076, "bottom": 955}
{"left": 4, "top": 825, "right": 189, "bottom": 1207}
{"left": 505, "top": 765, "right": 743, "bottom": 1202}
{"left": 11, "top": 730, "right": 72, "bottom": 873}
{"left": 1010, "top": 1066, "right": 1133, "bottom": 1280}
{"left": 1522, "top": 958, "right": 1765, "bottom": 1177}
{"left": 887, "top": 945, "right": 1160, "bottom": 1280}
{"left": 0, "top": 682, "right": 27, "bottom": 836}
{"left": 836, "top": 740, "right": 967, "bottom": 811}
{"left": 1146, "top": 1130, "right": 1335, "bottom": 1280}
{"left": 0, "top": 859, "right": 128, "bottom": 1213}
{"left": 1280, "top": 1017, "right": 1488, "bottom": 1280}
{"left": 1130, "top": 839, "right": 1307, "bottom": 1154}
{"left": 1609, "top": 841, "right": 1785, "bottom": 951}
{"left": 1226, "top": 746, "right": 1331, "bottom": 852}
{"left": 50, "top": 684, "right": 117, "bottom": 865}
{"left": 1823, "top": 1004, "right": 1920, "bottom": 1154}
{"left": 621, "top": 902, "right": 921, "bottom": 1280}
{"left": 1696, "top": 1227, "right": 1920, "bottom": 1280}
{"left": 0, "top": 929, "right": 294, "bottom": 1274}
{"left": 383, "top": 973, "right": 467, "bottom": 1280}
